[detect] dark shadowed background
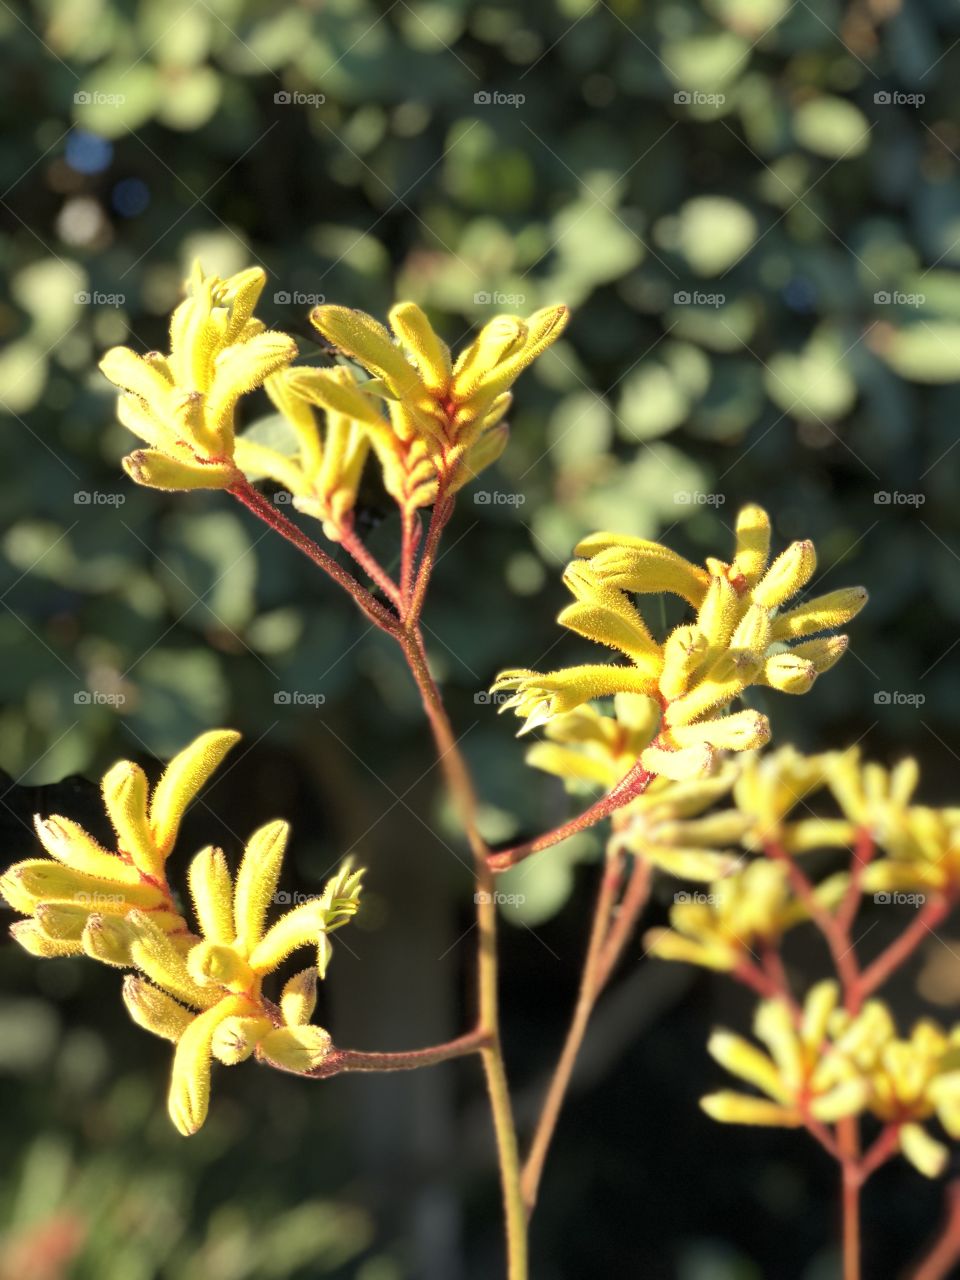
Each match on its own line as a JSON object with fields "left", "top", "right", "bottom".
{"left": 2, "top": 0, "right": 960, "bottom": 1276}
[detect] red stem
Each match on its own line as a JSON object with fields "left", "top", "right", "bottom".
{"left": 488, "top": 763, "right": 655, "bottom": 872}
{"left": 858, "top": 895, "right": 951, "bottom": 999}
{"left": 228, "top": 478, "right": 400, "bottom": 633}
{"left": 304, "top": 1027, "right": 492, "bottom": 1078}
{"left": 912, "top": 1180, "right": 960, "bottom": 1280}
{"left": 337, "top": 518, "right": 402, "bottom": 607}
{"left": 407, "top": 495, "right": 453, "bottom": 622}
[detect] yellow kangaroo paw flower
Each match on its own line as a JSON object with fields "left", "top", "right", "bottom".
{"left": 2, "top": 859, "right": 166, "bottom": 913}
{"left": 122, "top": 449, "right": 237, "bottom": 492}
{"left": 669, "top": 710, "right": 771, "bottom": 753}
{"left": 123, "top": 976, "right": 195, "bottom": 1042}
{"left": 280, "top": 967, "right": 318, "bottom": 1027}
{"left": 310, "top": 305, "right": 421, "bottom": 398}
{"left": 578, "top": 541, "right": 710, "bottom": 607}
{"left": 731, "top": 504, "right": 771, "bottom": 587}
{"left": 700, "top": 1092, "right": 801, "bottom": 1127}
{"left": 707, "top": 1031, "right": 791, "bottom": 1103}
{"left": 168, "top": 994, "right": 250, "bottom": 1135}
{"left": 247, "top": 900, "right": 325, "bottom": 975}
{"left": 101, "top": 761, "right": 161, "bottom": 877}
{"left": 81, "top": 913, "right": 134, "bottom": 967}
{"left": 389, "top": 302, "right": 452, "bottom": 394}
{"left": 232, "top": 820, "right": 290, "bottom": 952}
{"left": 211, "top": 1014, "right": 273, "bottom": 1064}
{"left": 752, "top": 540, "right": 817, "bottom": 609}
{"left": 659, "top": 626, "right": 709, "bottom": 700}
{"left": 255, "top": 1024, "right": 333, "bottom": 1074}
{"left": 187, "top": 940, "right": 256, "bottom": 994}
{"left": 188, "top": 846, "right": 235, "bottom": 944}
{"left": 771, "top": 587, "right": 868, "bottom": 641}
{"left": 640, "top": 741, "right": 716, "bottom": 781}
{"left": 10, "top": 920, "right": 83, "bottom": 957}
{"left": 643, "top": 928, "right": 736, "bottom": 970}
{"left": 125, "top": 910, "right": 217, "bottom": 1009}
{"left": 33, "top": 815, "right": 143, "bottom": 885}
{"left": 149, "top": 729, "right": 241, "bottom": 859}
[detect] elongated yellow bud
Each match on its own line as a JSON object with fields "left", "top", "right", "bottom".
{"left": 126, "top": 910, "right": 216, "bottom": 1009}
{"left": 102, "top": 761, "right": 161, "bottom": 877}
{"left": 10, "top": 920, "right": 82, "bottom": 957}
{"left": 753, "top": 540, "right": 816, "bottom": 609}
{"left": 696, "top": 575, "right": 742, "bottom": 650}
{"left": 284, "top": 366, "right": 390, "bottom": 431}
{"left": 659, "top": 626, "right": 709, "bottom": 700}
{"left": 762, "top": 651, "right": 817, "bottom": 693}
{"left": 708, "top": 1031, "right": 788, "bottom": 1102}
{"left": 123, "top": 450, "right": 237, "bottom": 492}
{"left": 670, "top": 710, "right": 771, "bottom": 752}
{"left": 729, "top": 604, "right": 772, "bottom": 657}
{"left": 150, "top": 730, "right": 241, "bottom": 858}
{"left": 640, "top": 741, "right": 715, "bottom": 781}
{"left": 123, "top": 976, "right": 194, "bottom": 1042}
{"left": 255, "top": 1024, "right": 333, "bottom": 1074}
{"left": 389, "top": 302, "right": 452, "bottom": 394}
{"left": 581, "top": 542, "right": 709, "bottom": 607}
{"left": 248, "top": 900, "right": 326, "bottom": 975}
{"left": 700, "top": 1091, "right": 800, "bottom": 1127}
{"left": 3, "top": 859, "right": 164, "bottom": 913}
{"left": 310, "top": 305, "right": 420, "bottom": 397}
{"left": 168, "top": 995, "right": 249, "bottom": 1135}
{"left": 206, "top": 332, "right": 298, "bottom": 443}
{"left": 33, "top": 815, "right": 142, "bottom": 884}
{"left": 643, "top": 927, "right": 735, "bottom": 970}
{"left": 789, "top": 634, "right": 849, "bottom": 673}
{"left": 188, "top": 846, "right": 234, "bottom": 944}
{"left": 731, "top": 504, "right": 771, "bottom": 587}
{"left": 81, "top": 913, "right": 134, "bottom": 967}
{"left": 280, "top": 967, "right": 318, "bottom": 1027}
{"left": 900, "top": 1123, "right": 948, "bottom": 1178}
{"left": 771, "top": 587, "right": 868, "bottom": 641}
{"left": 233, "top": 820, "right": 289, "bottom": 951}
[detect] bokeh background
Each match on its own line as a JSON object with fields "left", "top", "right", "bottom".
{"left": 2, "top": 0, "right": 960, "bottom": 1276}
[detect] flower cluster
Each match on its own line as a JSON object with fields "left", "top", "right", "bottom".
{"left": 100, "top": 265, "right": 297, "bottom": 492}
{"left": 309, "top": 300, "right": 569, "bottom": 511}
{"left": 0, "top": 732, "right": 364, "bottom": 1136}
{"left": 705, "top": 986, "right": 960, "bottom": 1178}
{"left": 492, "top": 505, "right": 867, "bottom": 780}
{"left": 644, "top": 860, "right": 844, "bottom": 971}
{"left": 100, "top": 266, "right": 568, "bottom": 538}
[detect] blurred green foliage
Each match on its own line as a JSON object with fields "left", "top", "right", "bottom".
{"left": 2, "top": 0, "right": 960, "bottom": 1275}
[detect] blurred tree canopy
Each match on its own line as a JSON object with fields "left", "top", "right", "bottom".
{"left": 2, "top": 0, "right": 960, "bottom": 1276}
